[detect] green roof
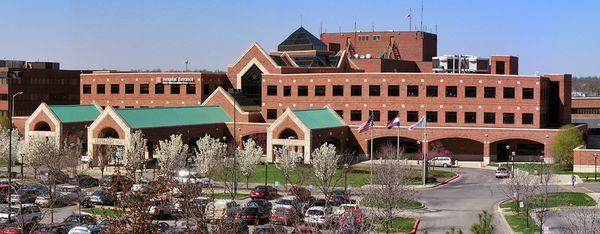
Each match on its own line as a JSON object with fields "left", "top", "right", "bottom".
{"left": 115, "top": 106, "right": 232, "bottom": 129}
{"left": 48, "top": 105, "right": 102, "bottom": 123}
{"left": 292, "top": 108, "right": 346, "bottom": 130}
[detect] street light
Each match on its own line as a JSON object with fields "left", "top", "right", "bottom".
{"left": 540, "top": 154, "right": 544, "bottom": 183}
{"left": 228, "top": 88, "right": 240, "bottom": 196}
{"left": 343, "top": 163, "right": 349, "bottom": 192}
{"left": 594, "top": 153, "right": 598, "bottom": 182}
{"left": 7, "top": 91, "right": 22, "bottom": 221}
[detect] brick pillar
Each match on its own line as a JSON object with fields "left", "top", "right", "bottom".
{"left": 543, "top": 143, "right": 553, "bottom": 163}
{"left": 483, "top": 142, "right": 490, "bottom": 165}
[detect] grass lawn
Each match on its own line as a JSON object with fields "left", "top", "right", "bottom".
{"left": 505, "top": 214, "right": 539, "bottom": 234}
{"left": 83, "top": 207, "right": 124, "bottom": 217}
{"left": 373, "top": 217, "right": 416, "bottom": 233}
{"left": 211, "top": 192, "right": 248, "bottom": 200}
{"left": 360, "top": 197, "right": 423, "bottom": 209}
{"left": 500, "top": 192, "right": 597, "bottom": 212}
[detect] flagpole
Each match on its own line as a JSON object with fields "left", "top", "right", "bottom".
{"left": 396, "top": 124, "right": 400, "bottom": 158}
{"left": 370, "top": 115, "right": 374, "bottom": 185}
{"left": 422, "top": 119, "right": 428, "bottom": 185}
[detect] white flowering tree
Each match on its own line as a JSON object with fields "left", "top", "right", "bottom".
{"left": 311, "top": 143, "right": 341, "bottom": 202}
{"left": 123, "top": 130, "right": 147, "bottom": 181}
{"left": 0, "top": 128, "right": 22, "bottom": 167}
{"left": 237, "top": 139, "right": 263, "bottom": 188}
{"left": 156, "top": 134, "right": 189, "bottom": 177}
{"left": 274, "top": 144, "right": 302, "bottom": 191}
{"left": 21, "top": 136, "right": 58, "bottom": 177}
{"left": 194, "top": 134, "right": 227, "bottom": 178}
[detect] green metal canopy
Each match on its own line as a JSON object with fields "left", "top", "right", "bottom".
{"left": 292, "top": 108, "right": 346, "bottom": 130}
{"left": 115, "top": 106, "right": 232, "bottom": 129}
{"left": 48, "top": 104, "right": 102, "bottom": 123}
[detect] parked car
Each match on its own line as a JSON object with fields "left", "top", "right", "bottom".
{"left": 69, "top": 174, "right": 99, "bottom": 188}
{"left": 254, "top": 224, "right": 287, "bottom": 233}
{"left": 334, "top": 204, "right": 360, "bottom": 216}
{"left": 250, "top": 185, "right": 278, "bottom": 200}
{"left": 246, "top": 199, "right": 272, "bottom": 212}
{"left": 99, "top": 175, "right": 133, "bottom": 191}
{"left": 329, "top": 190, "right": 351, "bottom": 206}
{"left": 0, "top": 204, "right": 42, "bottom": 225}
{"left": 131, "top": 179, "right": 150, "bottom": 192}
{"left": 64, "top": 213, "right": 98, "bottom": 226}
{"left": 87, "top": 190, "right": 115, "bottom": 206}
{"left": 287, "top": 186, "right": 311, "bottom": 202}
{"left": 66, "top": 225, "right": 101, "bottom": 234}
{"left": 175, "top": 170, "right": 213, "bottom": 187}
{"left": 338, "top": 209, "right": 365, "bottom": 229}
{"left": 148, "top": 200, "right": 180, "bottom": 220}
{"left": 0, "top": 221, "right": 35, "bottom": 234}
{"left": 57, "top": 185, "right": 81, "bottom": 204}
{"left": 205, "top": 200, "right": 240, "bottom": 221}
{"left": 235, "top": 206, "right": 270, "bottom": 225}
{"left": 304, "top": 206, "right": 333, "bottom": 226}
{"left": 270, "top": 206, "right": 299, "bottom": 226}
{"left": 38, "top": 170, "right": 70, "bottom": 185}
{"left": 428, "top": 157, "right": 455, "bottom": 168}
{"left": 11, "top": 184, "right": 48, "bottom": 204}
{"left": 35, "top": 191, "right": 71, "bottom": 207}
{"left": 495, "top": 167, "right": 510, "bottom": 178}
{"left": 272, "top": 196, "right": 300, "bottom": 213}
{"left": 96, "top": 218, "right": 132, "bottom": 232}
{"left": 0, "top": 181, "right": 18, "bottom": 204}
{"left": 31, "top": 223, "right": 69, "bottom": 234}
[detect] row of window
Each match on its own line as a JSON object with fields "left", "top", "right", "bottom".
{"left": 357, "top": 35, "right": 381, "bottom": 41}
{"left": 572, "top": 108, "right": 600, "bottom": 115}
{"left": 82, "top": 83, "right": 214, "bottom": 95}
{"left": 266, "top": 85, "right": 535, "bottom": 99}
{"left": 266, "top": 109, "right": 535, "bottom": 125}
{"left": 0, "top": 77, "right": 78, "bottom": 86}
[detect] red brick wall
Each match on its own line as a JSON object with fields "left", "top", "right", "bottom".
{"left": 27, "top": 110, "right": 57, "bottom": 132}
{"left": 91, "top": 114, "right": 127, "bottom": 140}
{"left": 490, "top": 56, "right": 519, "bottom": 75}
{"left": 227, "top": 45, "right": 281, "bottom": 88}
{"left": 572, "top": 98, "right": 600, "bottom": 119}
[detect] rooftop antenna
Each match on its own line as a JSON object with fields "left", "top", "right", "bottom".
{"left": 339, "top": 26, "right": 341, "bottom": 33}
{"left": 407, "top": 8, "right": 412, "bottom": 31}
{"left": 185, "top": 60, "right": 189, "bottom": 72}
{"left": 320, "top": 21, "right": 323, "bottom": 35}
{"left": 435, "top": 24, "right": 438, "bottom": 34}
{"left": 372, "top": 22, "right": 375, "bottom": 32}
{"left": 420, "top": 0, "right": 424, "bottom": 32}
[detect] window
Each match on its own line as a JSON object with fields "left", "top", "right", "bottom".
{"left": 445, "top": 112, "right": 457, "bottom": 123}
{"left": 350, "top": 110, "right": 362, "bottom": 121}
{"left": 465, "top": 86, "right": 477, "bottom": 98}
{"left": 465, "top": 112, "right": 477, "bottom": 123}
{"left": 484, "top": 87, "right": 496, "bottom": 98}
{"left": 155, "top": 84, "right": 164, "bottom": 94}
{"left": 203, "top": 84, "right": 210, "bottom": 94}
{"left": 83, "top": 85, "right": 91, "bottom": 94}
{"left": 358, "top": 35, "right": 369, "bottom": 41}
{"left": 387, "top": 111, "right": 399, "bottom": 121}
{"left": 111, "top": 84, "right": 120, "bottom": 94}
{"left": 522, "top": 113, "right": 534, "bottom": 124}
{"left": 125, "top": 106, "right": 134, "bottom": 109}
{"left": 267, "top": 85, "right": 277, "bottom": 96}
{"left": 407, "top": 85, "right": 419, "bottom": 97}
{"left": 369, "top": 85, "right": 380, "bottom": 96}
{"left": 171, "top": 84, "right": 181, "bottom": 94}
{"left": 484, "top": 112, "right": 495, "bottom": 124}
{"left": 140, "top": 84, "right": 149, "bottom": 94}
{"left": 388, "top": 85, "right": 400, "bottom": 96}
{"left": 445, "top": 86, "right": 457, "bottom": 97}
{"left": 373, "top": 35, "right": 381, "bottom": 41}
{"left": 351, "top": 85, "right": 362, "bottom": 96}
{"left": 522, "top": 88, "right": 534, "bottom": 99}
{"left": 335, "top": 110, "right": 344, "bottom": 118}
{"left": 333, "top": 85, "right": 344, "bottom": 96}
{"left": 503, "top": 113, "right": 515, "bottom": 124}
{"left": 267, "top": 109, "right": 277, "bottom": 119}
{"left": 125, "top": 84, "right": 134, "bottom": 94}
{"left": 298, "top": 86, "right": 308, "bottom": 96}
{"left": 503, "top": 87, "right": 515, "bottom": 99}
{"left": 426, "top": 111, "right": 438, "bottom": 123}
{"left": 496, "top": 61, "right": 505, "bottom": 74}
{"left": 426, "top": 86, "right": 438, "bottom": 97}
{"left": 283, "top": 86, "right": 291, "bottom": 96}
{"left": 572, "top": 108, "right": 600, "bottom": 114}
{"left": 315, "top": 85, "right": 326, "bottom": 96}
{"left": 186, "top": 84, "right": 196, "bottom": 94}
{"left": 370, "top": 110, "right": 380, "bottom": 121}
{"left": 407, "top": 111, "right": 419, "bottom": 122}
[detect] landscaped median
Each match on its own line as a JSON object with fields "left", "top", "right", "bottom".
{"left": 499, "top": 192, "right": 597, "bottom": 234}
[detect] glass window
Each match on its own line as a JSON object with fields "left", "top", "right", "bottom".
{"left": 358, "top": 35, "right": 369, "bottom": 41}
{"left": 125, "top": 106, "right": 134, "bottom": 109}
{"left": 465, "top": 112, "right": 477, "bottom": 123}
{"left": 445, "top": 112, "right": 457, "bottom": 123}
{"left": 140, "top": 84, "right": 149, "bottom": 94}
{"left": 111, "top": 84, "right": 119, "bottom": 94}
{"left": 267, "top": 85, "right": 277, "bottom": 96}
{"left": 522, "top": 113, "right": 534, "bottom": 124}
{"left": 186, "top": 84, "right": 196, "bottom": 94}
{"left": 407, "top": 85, "right": 419, "bottom": 97}
{"left": 503, "top": 113, "right": 515, "bottom": 124}
{"left": 426, "top": 111, "right": 438, "bottom": 122}
{"left": 445, "top": 86, "right": 457, "bottom": 97}
{"left": 125, "top": 84, "right": 134, "bottom": 94}
{"left": 351, "top": 85, "right": 362, "bottom": 96}
{"left": 335, "top": 110, "right": 343, "bottom": 118}
{"left": 407, "top": 111, "right": 419, "bottom": 122}
{"left": 426, "top": 86, "right": 438, "bottom": 97}
{"left": 203, "top": 84, "right": 210, "bottom": 94}
{"left": 503, "top": 87, "right": 515, "bottom": 99}
{"left": 283, "top": 86, "right": 291, "bottom": 96}
{"left": 350, "top": 110, "right": 362, "bottom": 121}
{"left": 83, "top": 85, "right": 91, "bottom": 94}
{"left": 155, "top": 84, "right": 164, "bottom": 94}
{"left": 484, "top": 87, "right": 496, "bottom": 98}
{"left": 387, "top": 110, "right": 399, "bottom": 121}
{"left": 171, "top": 84, "right": 180, "bottom": 94}
{"left": 373, "top": 35, "right": 381, "bottom": 41}
{"left": 315, "top": 85, "right": 326, "bottom": 96}
{"left": 465, "top": 86, "right": 477, "bottom": 98}
{"left": 369, "top": 85, "right": 380, "bottom": 96}
{"left": 333, "top": 85, "right": 344, "bottom": 96}
{"left": 370, "top": 110, "right": 380, "bottom": 121}
{"left": 267, "top": 109, "right": 277, "bottom": 119}
{"left": 522, "top": 88, "right": 534, "bottom": 99}
{"left": 484, "top": 112, "right": 495, "bottom": 124}
{"left": 387, "top": 85, "right": 400, "bottom": 96}
{"left": 298, "top": 86, "right": 308, "bottom": 96}
{"left": 96, "top": 85, "right": 106, "bottom": 94}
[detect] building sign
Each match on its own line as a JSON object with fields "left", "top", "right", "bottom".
{"left": 158, "top": 77, "right": 195, "bottom": 84}
{"left": 92, "top": 138, "right": 125, "bottom": 146}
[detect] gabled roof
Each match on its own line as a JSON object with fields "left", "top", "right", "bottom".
{"left": 278, "top": 27, "right": 327, "bottom": 52}
{"left": 114, "top": 106, "right": 232, "bottom": 129}
{"left": 292, "top": 108, "right": 346, "bottom": 130}
{"left": 48, "top": 104, "right": 102, "bottom": 123}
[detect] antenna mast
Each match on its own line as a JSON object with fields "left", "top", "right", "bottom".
{"left": 420, "top": 0, "right": 424, "bottom": 32}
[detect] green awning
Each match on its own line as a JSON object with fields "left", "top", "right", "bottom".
{"left": 115, "top": 106, "right": 232, "bottom": 129}
{"left": 292, "top": 108, "right": 346, "bottom": 130}
{"left": 48, "top": 105, "right": 102, "bottom": 123}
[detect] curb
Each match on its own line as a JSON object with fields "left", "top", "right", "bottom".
{"left": 431, "top": 174, "right": 461, "bottom": 189}
{"left": 410, "top": 219, "right": 421, "bottom": 234}
{"left": 495, "top": 199, "right": 515, "bottom": 234}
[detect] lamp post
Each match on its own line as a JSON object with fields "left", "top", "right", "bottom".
{"left": 540, "top": 154, "right": 544, "bottom": 183}
{"left": 594, "top": 153, "right": 598, "bottom": 182}
{"left": 343, "top": 163, "right": 349, "bottom": 193}
{"left": 7, "top": 91, "right": 22, "bottom": 222}
{"left": 228, "top": 89, "right": 240, "bottom": 196}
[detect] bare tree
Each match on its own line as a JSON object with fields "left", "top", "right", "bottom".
{"left": 237, "top": 138, "right": 263, "bottom": 189}
{"left": 123, "top": 130, "right": 147, "bottom": 181}
{"left": 502, "top": 169, "right": 539, "bottom": 228}
{"left": 274, "top": 144, "right": 301, "bottom": 191}
{"left": 564, "top": 207, "right": 600, "bottom": 234}
{"left": 96, "top": 145, "right": 120, "bottom": 177}
{"left": 311, "top": 143, "right": 341, "bottom": 203}
{"left": 156, "top": 134, "right": 189, "bottom": 178}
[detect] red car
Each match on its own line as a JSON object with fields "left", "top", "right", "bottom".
{"left": 0, "top": 221, "right": 34, "bottom": 234}
{"left": 339, "top": 209, "right": 365, "bottom": 229}
{"left": 271, "top": 207, "right": 298, "bottom": 226}
{"left": 250, "top": 185, "right": 277, "bottom": 200}
{"left": 31, "top": 223, "right": 69, "bottom": 234}
{"left": 287, "top": 186, "right": 311, "bottom": 202}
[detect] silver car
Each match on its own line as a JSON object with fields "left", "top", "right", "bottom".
{"left": 0, "top": 204, "right": 41, "bottom": 224}
{"left": 429, "top": 157, "right": 455, "bottom": 167}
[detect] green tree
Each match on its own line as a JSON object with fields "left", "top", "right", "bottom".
{"left": 0, "top": 115, "right": 9, "bottom": 129}
{"left": 551, "top": 124, "right": 584, "bottom": 165}
{"left": 470, "top": 211, "right": 494, "bottom": 234}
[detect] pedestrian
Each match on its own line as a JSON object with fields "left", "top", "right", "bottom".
{"left": 571, "top": 174, "right": 576, "bottom": 187}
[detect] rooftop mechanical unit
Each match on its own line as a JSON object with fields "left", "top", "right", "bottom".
{"left": 432, "top": 55, "right": 489, "bottom": 73}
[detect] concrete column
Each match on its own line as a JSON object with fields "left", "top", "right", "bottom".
{"left": 483, "top": 142, "right": 490, "bottom": 165}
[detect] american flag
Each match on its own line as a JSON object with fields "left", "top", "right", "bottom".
{"left": 357, "top": 115, "right": 374, "bottom": 133}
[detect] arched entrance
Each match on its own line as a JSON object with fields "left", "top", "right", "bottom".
{"left": 279, "top": 128, "right": 298, "bottom": 139}
{"left": 99, "top": 127, "right": 119, "bottom": 139}
{"left": 491, "top": 139, "right": 545, "bottom": 162}
{"left": 33, "top": 121, "right": 51, "bottom": 131}
{"left": 429, "top": 138, "right": 484, "bottom": 161}
{"left": 241, "top": 64, "right": 263, "bottom": 105}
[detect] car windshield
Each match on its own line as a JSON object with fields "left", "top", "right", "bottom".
{"left": 307, "top": 209, "right": 324, "bottom": 215}
{"left": 247, "top": 201, "right": 263, "bottom": 207}
{"left": 254, "top": 186, "right": 268, "bottom": 191}
{"left": 276, "top": 199, "right": 292, "bottom": 205}
{"left": 59, "top": 187, "right": 79, "bottom": 192}
{"left": 498, "top": 168, "right": 508, "bottom": 171}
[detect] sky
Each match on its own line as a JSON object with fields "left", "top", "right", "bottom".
{"left": 1, "top": 0, "right": 599, "bottom": 76}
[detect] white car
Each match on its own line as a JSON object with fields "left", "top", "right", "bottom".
{"left": 304, "top": 206, "right": 333, "bottom": 226}
{"left": 429, "top": 157, "right": 455, "bottom": 168}
{"left": 175, "top": 170, "right": 213, "bottom": 187}
{"left": 334, "top": 203, "right": 360, "bottom": 216}
{"left": 272, "top": 195, "right": 299, "bottom": 213}
{"left": 132, "top": 180, "right": 150, "bottom": 192}
{"left": 68, "top": 225, "right": 102, "bottom": 234}
{"left": 0, "top": 204, "right": 41, "bottom": 225}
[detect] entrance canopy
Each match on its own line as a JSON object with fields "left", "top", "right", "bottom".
{"left": 25, "top": 103, "right": 102, "bottom": 145}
